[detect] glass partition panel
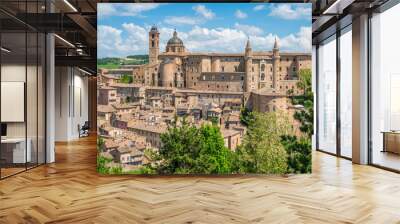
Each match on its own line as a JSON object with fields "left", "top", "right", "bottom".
{"left": 38, "top": 32, "right": 45, "bottom": 165}
{"left": 0, "top": 0, "right": 47, "bottom": 179}
{"left": 339, "top": 26, "right": 352, "bottom": 158}
{"left": 1, "top": 30, "right": 27, "bottom": 177}
{"left": 317, "top": 35, "right": 337, "bottom": 154}
{"left": 27, "top": 31, "right": 38, "bottom": 169}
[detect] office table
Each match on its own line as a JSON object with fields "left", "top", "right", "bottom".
{"left": 1, "top": 138, "right": 31, "bottom": 164}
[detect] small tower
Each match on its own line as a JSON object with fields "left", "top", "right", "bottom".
{"left": 149, "top": 25, "right": 159, "bottom": 65}
{"left": 244, "top": 38, "right": 253, "bottom": 92}
{"left": 272, "top": 37, "right": 280, "bottom": 89}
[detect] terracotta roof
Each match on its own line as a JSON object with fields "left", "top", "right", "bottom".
{"left": 227, "top": 114, "right": 240, "bottom": 122}
{"left": 112, "top": 103, "right": 137, "bottom": 109}
{"left": 176, "top": 89, "right": 243, "bottom": 95}
{"left": 128, "top": 121, "right": 167, "bottom": 134}
{"left": 101, "top": 74, "right": 120, "bottom": 79}
{"left": 104, "top": 140, "right": 119, "bottom": 149}
{"left": 98, "top": 105, "right": 116, "bottom": 113}
{"left": 98, "top": 86, "right": 116, "bottom": 90}
{"left": 251, "top": 88, "right": 287, "bottom": 96}
{"left": 221, "top": 128, "right": 241, "bottom": 138}
{"left": 110, "top": 83, "right": 142, "bottom": 88}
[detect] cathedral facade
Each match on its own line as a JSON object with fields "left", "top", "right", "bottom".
{"left": 144, "top": 26, "right": 311, "bottom": 95}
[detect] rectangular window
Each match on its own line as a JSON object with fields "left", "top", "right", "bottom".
{"left": 370, "top": 4, "right": 400, "bottom": 171}
{"left": 317, "top": 35, "right": 337, "bottom": 154}
{"left": 339, "top": 25, "right": 352, "bottom": 158}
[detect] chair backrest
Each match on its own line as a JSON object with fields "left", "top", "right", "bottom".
{"left": 82, "top": 121, "right": 90, "bottom": 129}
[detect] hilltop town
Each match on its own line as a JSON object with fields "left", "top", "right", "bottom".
{"left": 97, "top": 26, "right": 311, "bottom": 172}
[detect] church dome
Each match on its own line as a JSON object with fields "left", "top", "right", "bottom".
{"left": 167, "top": 30, "right": 183, "bottom": 46}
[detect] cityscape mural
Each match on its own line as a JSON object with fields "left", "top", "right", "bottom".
{"left": 97, "top": 3, "right": 313, "bottom": 175}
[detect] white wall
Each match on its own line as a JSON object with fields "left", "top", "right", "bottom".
{"left": 55, "top": 67, "right": 89, "bottom": 141}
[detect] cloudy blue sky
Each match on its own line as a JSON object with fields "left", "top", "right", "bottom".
{"left": 97, "top": 3, "right": 312, "bottom": 58}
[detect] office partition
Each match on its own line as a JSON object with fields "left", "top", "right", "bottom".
{"left": 0, "top": 1, "right": 47, "bottom": 179}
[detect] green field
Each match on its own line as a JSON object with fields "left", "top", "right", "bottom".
{"left": 97, "top": 55, "right": 149, "bottom": 69}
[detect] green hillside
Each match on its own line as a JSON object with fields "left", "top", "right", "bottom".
{"left": 97, "top": 55, "right": 149, "bottom": 69}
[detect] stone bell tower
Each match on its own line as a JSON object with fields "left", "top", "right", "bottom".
{"left": 244, "top": 38, "right": 253, "bottom": 92}
{"left": 272, "top": 37, "right": 280, "bottom": 89}
{"left": 149, "top": 25, "right": 159, "bottom": 65}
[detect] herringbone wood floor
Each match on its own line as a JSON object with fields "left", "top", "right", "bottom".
{"left": 1, "top": 136, "right": 400, "bottom": 224}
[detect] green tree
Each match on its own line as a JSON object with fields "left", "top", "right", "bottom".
{"left": 281, "top": 135, "right": 311, "bottom": 173}
{"left": 210, "top": 116, "right": 219, "bottom": 126}
{"left": 282, "top": 68, "right": 313, "bottom": 173}
{"left": 239, "top": 107, "right": 254, "bottom": 126}
{"left": 297, "top": 68, "right": 312, "bottom": 96}
{"left": 151, "top": 119, "right": 233, "bottom": 174}
{"left": 120, "top": 74, "right": 133, "bottom": 84}
{"left": 235, "top": 112, "right": 291, "bottom": 174}
{"left": 194, "top": 125, "right": 233, "bottom": 174}
{"left": 292, "top": 68, "right": 313, "bottom": 136}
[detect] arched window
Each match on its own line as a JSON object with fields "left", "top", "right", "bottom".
{"left": 261, "top": 64, "right": 265, "bottom": 72}
{"left": 152, "top": 41, "right": 154, "bottom": 48}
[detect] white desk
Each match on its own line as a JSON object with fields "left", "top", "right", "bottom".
{"left": 1, "top": 138, "right": 31, "bottom": 163}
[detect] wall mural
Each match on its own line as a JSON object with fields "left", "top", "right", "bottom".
{"left": 97, "top": 3, "right": 313, "bottom": 175}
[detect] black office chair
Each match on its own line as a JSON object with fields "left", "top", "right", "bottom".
{"left": 79, "top": 121, "right": 90, "bottom": 138}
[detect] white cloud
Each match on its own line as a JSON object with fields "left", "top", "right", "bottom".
{"left": 164, "top": 16, "right": 200, "bottom": 26}
{"left": 98, "top": 23, "right": 149, "bottom": 58}
{"left": 98, "top": 24, "right": 311, "bottom": 57}
{"left": 253, "top": 5, "right": 265, "bottom": 11}
{"left": 192, "top": 5, "right": 215, "bottom": 19}
{"left": 163, "top": 5, "right": 214, "bottom": 27}
{"left": 269, "top": 4, "right": 311, "bottom": 20}
{"left": 98, "top": 25, "right": 124, "bottom": 57}
{"left": 121, "top": 23, "right": 147, "bottom": 42}
{"left": 97, "top": 4, "right": 117, "bottom": 16}
{"left": 234, "top": 23, "right": 263, "bottom": 36}
{"left": 235, "top": 10, "right": 248, "bottom": 19}
{"left": 279, "top": 26, "right": 312, "bottom": 52}
{"left": 98, "top": 3, "right": 160, "bottom": 17}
